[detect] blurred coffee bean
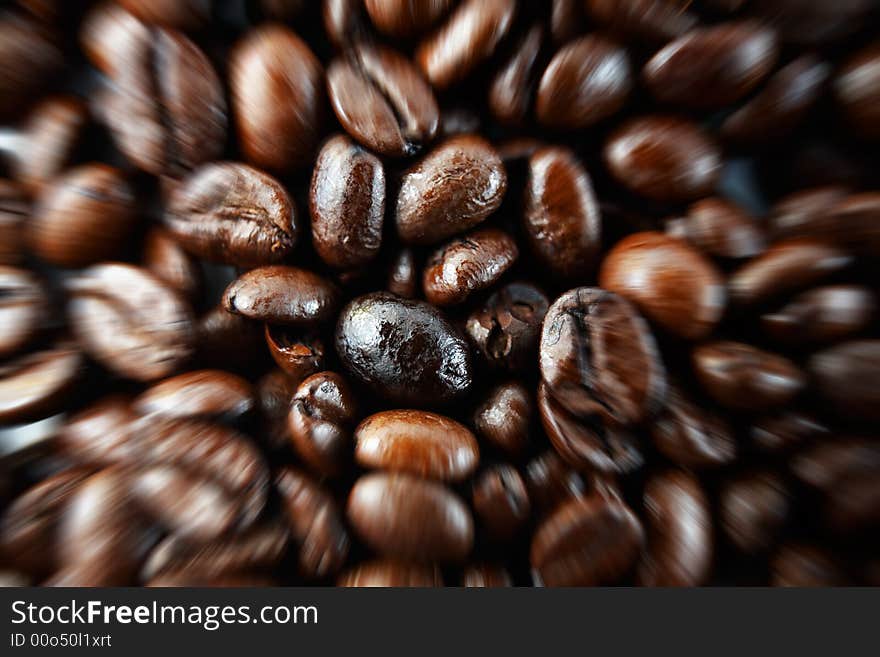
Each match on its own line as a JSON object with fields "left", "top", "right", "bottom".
{"left": 0, "top": 16, "right": 63, "bottom": 119}
{"left": 768, "top": 186, "right": 849, "bottom": 240}
{"left": 386, "top": 248, "right": 418, "bottom": 299}
{"left": 473, "top": 381, "right": 532, "bottom": 457}
{"left": 223, "top": 266, "right": 339, "bottom": 326}
{"left": 761, "top": 285, "right": 875, "bottom": 346}
{"left": 363, "top": 0, "right": 452, "bottom": 38}
{"left": 265, "top": 326, "right": 324, "bottom": 383}
{"left": 56, "top": 395, "right": 135, "bottom": 466}
{"left": 670, "top": 198, "right": 766, "bottom": 260}
{"left": 489, "top": 24, "right": 544, "bottom": 126}
{"left": 461, "top": 563, "right": 513, "bottom": 587}
{"left": 117, "top": 0, "right": 211, "bottom": 29}
{"left": 335, "top": 293, "right": 473, "bottom": 406}
{"left": 583, "top": 0, "right": 698, "bottom": 43}
{"left": 258, "top": 0, "right": 305, "bottom": 21}
{"left": 835, "top": 43, "right": 880, "bottom": 139}
{"left": 524, "top": 451, "right": 587, "bottom": 515}
{"left": 323, "top": 0, "right": 372, "bottom": 50}
{"left": 751, "top": 1, "right": 873, "bottom": 47}
{"left": 0, "top": 344, "right": 82, "bottom": 425}
{"left": 472, "top": 464, "right": 530, "bottom": 542}
{"left": 539, "top": 287, "right": 667, "bottom": 425}
{"left": 771, "top": 543, "right": 848, "bottom": 587}
{"left": 720, "top": 471, "right": 790, "bottom": 555}
{"left": 809, "top": 340, "right": 880, "bottom": 423}
{"left": 0, "top": 267, "right": 46, "bottom": 359}
{"left": 0, "top": 181, "right": 28, "bottom": 266}
{"left": 806, "top": 193, "right": 880, "bottom": 257}
{"left": 749, "top": 410, "right": 829, "bottom": 454}
{"left": 338, "top": 560, "right": 442, "bottom": 587}
{"left": 256, "top": 369, "right": 298, "bottom": 452}
{"left": 142, "top": 228, "right": 202, "bottom": 302}
{"left": 354, "top": 409, "right": 478, "bottom": 482}
{"left": 134, "top": 370, "right": 255, "bottom": 424}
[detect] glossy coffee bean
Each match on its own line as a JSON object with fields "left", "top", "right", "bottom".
{"left": 223, "top": 266, "right": 339, "bottom": 326}
{"left": 768, "top": 186, "right": 849, "bottom": 241}
{"left": 395, "top": 135, "right": 506, "bottom": 245}
{"left": 728, "top": 240, "right": 853, "bottom": 308}
{"left": 67, "top": 263, "right": 194, "bottom": 381}
{"left": 328, "top": 45, "right": 438, "bottom": 157}
{"left": 772, "top": 544, "right": 848, "bottom": 587}
{"left": 530, "top": 495, "right": 644, "bottom": 586}
{"left": 809, "top": 340, "right": 880, "bottom": 423}
{"left": 265, "top": 326, "right": 324, "bottom": 383}
{"left": 835, "top": 42, "right": 880, "bottom": 139}
{"left": 142, "top": 228, "right": 202, "bottom": 302}
{"left": 523, "top": 147, "right": 600, "bottom": 280}
{"left": 465, "top": 282, "right": 549, "bottom": 372}
{"left": 288, "top": 372, "right": 358, "bottom": 477}
{"left": 600, "top": 231, "right": 726, "bottom": 340}
{"left": 0, "top": 16, "right": 63, "bottom": 119}
{"left": 539, "top": 287, "right": 667, "bottom": 426}
{"left": 671, "top": 198, "right": 766, "bottom": 261}
{"left": 364, "top": 0, "right": 452, "bottom": 38}
{"left": 604, "top": 116, "right": 721, "bottom": 203}
{"left": 347, "top": 472, "right": 473, "bottom": 562}
{"left": 761, "top": 285, "right": 875, "bottom": 345}
{"left": 749, "top": 410, "right": 829, "bottom": 454}
{"left": 57, "top": 395, "right": 135, "bottom": 466}
{"left": 637, "top": 470, "right": 712, "bottom": 587}
{"left": 423, "top": 228, "right": 518, "bottom": 306}
{"left": 230, "top": 24, "right": 323, "bottom": 172}
{"left": 338, "top": 560, "right": 442, "bottom": 587}
{"left": 0, "top": 181, "right": 28, "bottom": 266}
{"left": 0, "top": 267, "right": 45, "bottom": 359}
{"left": 415, "top": 0, "right": 516, "bottom": 90}
{"left": 473, "top": 381, "right": 532, "bottom": 457}
{"left": 583, "top": 0, "right": 697, "bottom": 43}
{"left": 30, "top": 164, "right": 137, "bottom": 268}
{"left": 275, "top": 467, "right": 350, "bottom": 579}
{"left": 355, "top": 409, "right": 478, "bottom": 482}
{"left": 165, "top": 162, "right": 298, "bottom": 267}
{"left": 461, "top": 563, "right": 512, "bottom": 587}
{"left": 133, "top": 370, "right": 255, "bottom": 424}
{"left": 692, "top": 341, "right": 805, "bottom": 412}
{"left": 118, "top": 0, "right": 211, "bottom": 29}
{"left": 524, "top": 451, "right": 588, "bottom": 515}
{"left": 335, "top": 293, "right": 473, "bottom": 406}
{"left": 488, "top": 24, "right": 544, "bottom": 126}
{"left": 0, "top": 344, "right": 82, "bottom": 424}
{"left": 720, "top": 471, "right": 790, "bottom": 555}
{"left": 472, "top": 464, "right": 530, "bottom": 542}
{"left": 536, "top": 35, "right": 632, "bottom": 129}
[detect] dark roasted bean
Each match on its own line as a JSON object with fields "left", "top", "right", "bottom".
{"left": 133, "top": 370, "right": 255, "bottom": 424}
{"left": 0, "top": 344, "right": 82, "bottom": 424}
{"left": 472, "top": 464, "right": 530, "bottom": 542}
{"left": 489, "top": 24, "right": 544, "bottom": 126}
{"left": 670, "top": 198, "right": 766, "bottom": 261}
{"left": 473, "top": 381, "right": 532, "bottom": 457}
{"left": 720, "top": 471, "right": 790, "bottom": 555}
{"left": 809, "top": 340, "right": 880, "bottom": 423}
{"left": 223, "top": 266, "right": 339, "bottom": 326}
{"left": 835, "top": 43, "right": 880, "bottom": 139}
{"left": 142, "top": 227, "right": 202, "bottom": 302}
{"left": 363, "top": 0, "right": 452, "bottom": 38}
{"left": 583, "top": 0, "right": 698, "bottom": 43}
{"left": 749, "top": 411, "right": 829, "bottom": 454}
{"left": 386, "top": 248, "right": 418, "bottom": 299}
{"left": 772, "top": 544, "right": 848, "bottom": 587}
{"left": 761, "top": 285, "right": 875, "bottom": 346}
{"left": 265, "top": 326, "right": 325, "bottom": 384}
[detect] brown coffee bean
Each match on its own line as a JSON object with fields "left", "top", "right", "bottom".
{"left": 310, "top": 135, "right": 384, "bottom": 269}
{"left": 751, "top": 1, "right": 872, "bottom": 47}
{"left": 461, "top": 563, "right": 512, "bottom": 587}
{"left": 142, "top": 228, "right": 201, "bottom": 302}
{"left": 0, "top": 344, "right": 82, "bottom": 424}
{"left": 473, "top": 381, "right": 532, "bottom": 457}
{"left": 0, "top": 181, "right": 28, "bottom": 266}
{"left": 347, "top": 472, "right": 473, "bottom": 562}
{"left": 354, "top": 409, "right": 478, "bottom": 482}
{"left": 583, "top": 0, "right": 698, "bottom": 43}
{"left": 328, "top": 45, "right": 438, "bottom": 157}
{"left": 0, "top": 16, "right": 63, "bottom": 119}
{"left": 749, "top": 410, "right": 829, "bottom": 454}
{"left": 222, "top": 266, "right": 339, "bottom": 326}
{"left": 323, "top": 0, "right": 371, "bottom": 50}
{"left": 670, "top": 198, "right": 766, "bottom": 261}
{"left": 728, "top": 239, "right": 853, "bottom": 308}
{"left": 465, "top": 282, "right": 549, "bottom": 372}
{"left": 809, "top": 340, "right": 880, "bottom": 423}
{"left": 364, "top": 0, "right": 452, "bottom": 38}
{"left": 56, "top": 395, "right": 135, "bottom": 466}
{"left": 692, "top": 341, "right": 805, "bottom": 412}
{"left": 772, "top": 543, "right": 848, "bottom": 587}
{"left": 134, "top": 370, "right": 255, "bottom": 424}
{"left": 523, "top": 147, "right": 600, "bottom": 280}
{"left": 531, "top": 495, "right": 644, "bottom": 586}
{"left": 777, "top": 193, "right": 880, "bottom": 257}
{"left": 600, "top": 231, "right": 726, "bottom": 340}
{"left": 195, "top": 304, "right": 264, "bottom": 372}
{"left": 265, "top": 326, "right": 324, "bottom": 383}
{"left": 338, "top": 560, "right": 442, "bottom": 587}
{"left": 835, "top": 43, "right": 880, "bottom": 139}
{"left": 472, "top": 464, "right": 530, "bottom": 542}
{"left": 395, "top": 135, "right": 507, "bottom": 245}
{"left": 67, "top": 263, "right": 195, "bottom": 382}
{"left": 255, "top": 369, "right": 298, "bottom": 452}
{"left": 275, "top": 467, "right": 350, "bottom": 579}
{"left": 0, "top": 267, "right": 46, "bottom": 359}
{"left": 415, "top": 0, "right": 516, "bottom": 90}
{"left": 489, "top": 24, "right": 544, "bottom": 126}
{"left": 387, "top": 248, "right": 419, "bottom": 299}
{"left": 604, "top": 116, "right": 721, "bottom": 203}
{"left": 30, "top": 164, "right": 137, "bottom": 268}
{"left": 230, "top": 24, "right": 324, "bottom": 172}
{"left": 762, "top": 285, "right": 875, "bottom": 345}
{"left": 720, "top": 471, "right": 790, "bottom": 555}
{"left": 637, "top": 470, "right": 712, "bottom": 587}
{"left": 422, "top": 228, "right": 518, "bottom": 306}
{"left": 165, "top": 162, "right": 298, "bottom": 267}
{"left": 539, "top": 287, "right": 667, "bottom": 426}
{"left": 524, "top": 451, "right": 588, "bottom": 515}
{"left": 536, "top": 35, "right": 632, "bottom": 129}
{"left": 768, "top": 186, "right": 849, "bottom": 241}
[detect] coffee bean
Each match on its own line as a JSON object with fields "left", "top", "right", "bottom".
{"left": 364, "top": 0, "right": 452, "bottom": 38}
{"left": 265, "top": 326, "right": 324, "bottom": 384}
{"left": 386, "top": 248, "right": 418, "bottom": 299}
{"left": 524, "top": 451, "right": 588, "bottom": 516}
{"left": 0, "top": 267, "right": 46, "bottom": 359}
{"left": 395, "top": 135, "right": 507, "bottom": 245}
{"left": 769, "top": 186, "right": 849, "bottom": 241}
{"left": 489, "top": 24, "right": 544, "bottom": 126}
{"left": 539, "top": 287, "right": 667, "bottom": 426}
{"left": 0, "top": 15, "right": 62, "bottom": 119}
{"left": 772, "top": 543, "right": 848, "bottom": 587}
{"left": 0, "top": 344, "right": 82, "bottom": 424}
{"left": 461, "top": 563, "right": 512, "bottom": 587}
{"left": 165, "top": 162, "right": 298, "bottom": 267}
{"left": 141, "top": 228, "right": 202, "bottom": 303}
{"left": 195, "top": 304, "right": 264, "bottom": 373}
{"left": 670, "top": 198, "right": 766, "bottom": 261}
{"left": 835, "top": 43, "right": 880, "bottom": 139}
{"left": 604, "top": 116, "right": 721, "bottom": 203}
{"left": 749, "top": 410, "right": 829, "bottom": 454}
{"left": 323, "top": 0, "right": 371, "bottom": 50}
{"left": 335, "top": 293, "right": 473, "bottom": 406}
{"left": 338, "top": 560, "right": 442, "bottom": 587}
{"left": 328, "top": 45, "right": 438, "bottom": 157}
{"left": 347, "top": 472, "right": 473, "bottom": 562}
{"left": 761, "top": 285, "right": 875, "bottom": 345}
{"left": 134, "top": 370, "right": 255, "bottom": 424}
{"left": 222, "top": 266, "right": 339, "bottom": 326}
{"left": 473, "top": 381, "right": 532, "bottom": 457}
{"left": 600, "top": 231, "right": 726, "bottom": 340}
{"left": 0, "top": 181, "right": 28, "bottom": 266}
{"left": 255, "top": 369, "right": 298, "bottom": 452}
{"left": 779, "top": 193, "right": 880, "bottom": 257}
{"left": 583, "top": 0, "right": 698, "bottom": 43}
{"left": 117, "top": 0, "right": 210, "bottom": 29}
{"left": 523, "top": 147, "right": 601, "bottom": 280}
{"left": 354, "top": 409, "right": 478, "bottom": 482}
{"left": 536, "top": 35, "right": 632, "bottom": 129}
{"left": 720, "top": 471, "right": 790, "bottom": 555}
{"left": 472, "top": 464, "right": 530, "bottom": 542}
{"left": 809, "top": 340, "right": 880, "bottom": 422}
{"left": 310, "top": 135, "right": 384, "bottom": 269}
{"left": 57, "top": 395, "right": 135, "bottom": 466}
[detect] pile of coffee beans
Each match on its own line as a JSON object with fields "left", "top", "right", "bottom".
{"left": 0, "top": 0, "right": 879, "bottom": 586}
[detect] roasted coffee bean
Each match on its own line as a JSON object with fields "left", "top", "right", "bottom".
{"left": 693, "top": 341, "right": 805, "bottom": 412}
{"left": 265, "top": 326, "right": 324, "bottom": 383}
{"left": 134, "top": 370, "right": 255, "bottom": 424}
{"left": 669, "top": 198, "right": 766, "bottom": 261}
{"left": 415, "top": 0, "right": 516, "bottom": 90}
{"left": 768, "top": 186, "right": 849, "bottom": 241}
{"left": 230, "top": 24, "right": 323, "bottom": 172}
{"left": 117, "top": 0, "right": 211, "bottom": 29}
{"left": 323, "top": 0, "right": 371, "bottom": 50}
{"left": 364, "top": 0, "right": 452, "bottom": 38}
{"left": 771, "top": 544, "right": 848, "bottom": 587}
{"left": 256, "top": 369, "right": 299, "bottom": 452}
{"left": 650, "top": 383, "right": 737, "bottom": 469}
{"left": 0, "top": 344, "right": 82, "bottom": 424}
{"left": 472, "top": 464, "right": 530, "bottom": 542}
{"left": 749, "top": 411, "right": 829, "bottom": 454}
{"left": 643, "top": 21, "right": 778, "bottom": 110}
{"left": 142, "top": 228, "right": 202, "bottom": 302}
{"left": 347, "top": 472, "right": 473, "bottom": 562}
{"left": 720, "top": 471, "right": 790, "bottom": 555}
{"left": 56, "top": 395, "right": 135, "bottom": 466}
{"left": 600, "top": 231, "right": 726, "bottom": 340}
{"left": 310, "top": 135, "right": 384, "bottom": 269}
{"left": 604, "top": 116, "right": 721, "bottom": 203}
{"left": 465, "top": 282, "right": 549, "bottom": 372}
{"left": 67, "top": 263, "right": 194, "bottom": 382}
{"left": 0, "top": 181, "right": 28, "bottom": 266}
{"left": 548, "top": 0, "right": 584, "bottom": 45}
{"left": 422, "top": 228, "right": 518, "bottom": 306}
{"left": 531, "top": 495, "right": 644, "bottom": 586}
{"left": 773, "top": 193, "right": 880, "bottom": 257}
{"left": 164, "top": 162, "right": 298, "bottom": 267}
{"left": 461, "top": 563, "right": 513, "bottom": 587}
{"left": 258, "top": 0, "right": 305, "bottom": 21}
{"left": 536, "top": 35, "right": 632, "bottom": 129}
{"left": 835, "top": 43, "right": 880, "bottom": 139}
{"left": 809, "top": 340, "right": 880, "bottom": 423}
{"left": 335, "top": 293, "right": 473, "bottom": 406}
{"left": 761, "top": 285, "right": 875, "bottom": 345}
{"left": 0, "top": 16, "right": 63, "bottom": 119}
{"left": 195, "top": 304, "right": 264, "bottom": 372}
{"left": 395, "top": 135, "right": 506, "bottom": 245}
{"left": 524, "top": 451, "right": 588, "bottom": 515}
{"left": 30, "top": 164, "right": 137, "bottom": 268}
{"left": 751, "top": 1, "right": 872, "bottom": 47}
{"left": 473, "top": 381, "right": 532, "bottom": 457}
{"left": 0, "top": 267, "right": 46, "bottom": 359}
{"left": 539, "top": 287, "right": 667, "bottom": 426}
{"left": 328, "top": 45, "right": 438, "bottom": 157}
{"left": 355, "top": 409, "right": 478, "bottom": 482}
{"left": 489, "top": 24, "right": 544, "bottom": 126}
{"left": 338, "top": 560, "right": 442, "bottom": 587}
{"left": 637, "top": 470, "right": 712, "bottom": 587}
{"left": 538, "top": 382, "right": 643, "bottom": 475}
{"left": 288, "top": 372, "right": 358, "bottom": 477}
{"left": 386, "top": 248, "right": 418, "bottom": 299}
{"left": 583, "top": 0, "right": 698, "bottom": 43}
{"left": 728, "top": 240, "right": 854, "bottom": 308}
{"left": 223, "top": 266, "right": 339, "bottom": 326}
{"left": 523, "top": 147, "right": 600, "bottom": 280}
